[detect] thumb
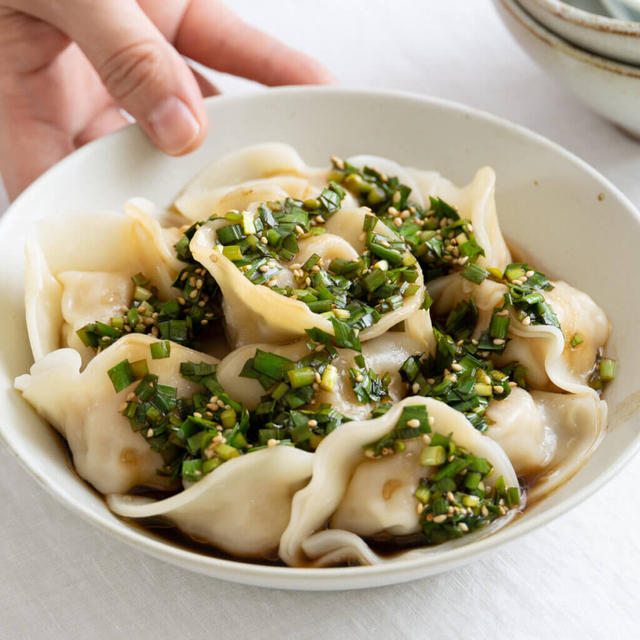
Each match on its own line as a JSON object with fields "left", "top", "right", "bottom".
{"left": 47, "top": 0, "right": 206, "bottom": 155}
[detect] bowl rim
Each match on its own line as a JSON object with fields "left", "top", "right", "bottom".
{"left": 2, "top": 86, "right": 640, "bottom": 589}
{"left": 502, "top": 0, "right": 640, "bottom": 77}
{"left": 518, "top": 0, "right": 640, "bottom": 35}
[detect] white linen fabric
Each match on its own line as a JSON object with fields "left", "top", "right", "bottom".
{"left": 0, "top": 2, "right": 638, "bottom": 638}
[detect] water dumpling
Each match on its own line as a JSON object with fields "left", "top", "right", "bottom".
{"left": 15, "top": 334, "right": 218, "bottom": 494}
{"left": 25, "top": 202, "right": 183, "bottom": 364}
{"left": 280, "top": 396, "right": 518, "bottom": 567}
{"left": 190, "top": 202, "right": 425, "bottom": 348}
{"left": 107, "top": 445, "right": 313, "bottom": 559}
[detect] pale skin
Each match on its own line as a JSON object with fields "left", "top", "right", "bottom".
{"left": 0, "top": 0, "right": 334, "bottom": 200}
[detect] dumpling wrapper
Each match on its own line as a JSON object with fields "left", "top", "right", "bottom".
{"left": 216, "top": 330, "right": 425, "bottom": 419}
{"left": 190, "top": 211, "right": 425, "bottom": 348}
{"left": 107, "top": 446, "right": 313, "bottom": 559}
{"left": 172, "top": 143, "right": 351, "bottom": 220}
{"left": 14, "top": 334, "right": 218, "bottom": 494}
{"left": 25, "top": 200, "right": 183, "bottom": 364}
{"left": 485, "top": 386, "right": 606, "bottom": 498}
{"left": 279, "top": 396, "right": 518, "bottom": 567}
{"left": 413, "top": 165, "right": 511, "bottom": 271}
{"left": 429, "top": 276, "right": 609, "bottom": 394}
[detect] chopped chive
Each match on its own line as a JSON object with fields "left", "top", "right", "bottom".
{"left": 473, "top": 382, "right": 493, "bottom": 396}
{"left": 331, "top": 318, "right": 361, "bottom": 352}
{"left": 150, "top": 341, "right": 171, "bottom": 359}
{"left": 320, "top": 364, "right": 338, "bottom": 391}
{"left": 107, "top": 359, "right": 136, "bottom": 393}
{"left": 287, "top": 367, "right": 316, "bottom": 388}
{"left": 599, "top": 358, "right": 616, "bottom": 382}
{"left": 489, "top": 311, "right": 510, "bottom": 340}
{"left": 241, "top": 211, "right": 256, "bottom": 235}
{"left": 420, "top": 445, "right": 446, "bottom": 467}
{"left": 363, "top": 214, "right": 378, "bottom": 232}
{"left": 570, "top": 333, "right": 584, "bottom": 348}
{"left": 253, "top": 350, "right": 294, "bottom": 380}
{"left": 222, "top": 245, "right": 243, "bottom": 261}
{"left": 129, "top": 359, "right": 149, "bottom": 379}
{"left": 414, "top": 486, "right": 431, "bottom": 504}
{"left": 506, "top": 486, "right": 520, "bottom": 507}
{"left": 301, "top": 253, "right": 321, "bottom": 272}
{"left": 460, "top": 263, "right": 489, "bottom": 285}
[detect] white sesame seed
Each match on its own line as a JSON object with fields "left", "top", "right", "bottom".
{"left": 422, "top": 433, "right": 431, "bottom": 444}
{"left": 364, "top": 449, "right": 375, "bottom": 458}
{"left": 411, "top": 382, "right": 420, "bottom": 394}
{"left": 416, "top": 503, "right": 424, "bottom": 515}
{"left": 393, "top": 218, "right": 402, "bottom": 227}
{"left": 433, "top": 515, "right": 447, "bottom": 524}
{"left": 407, "top": 418, "right": 420, "bottom": 428}
{"left": 307, "top": 419, "right": 318, "bottom": 427}
{"left": 193, "top": 412, "right": 202, "bottom": 419}
{"left": 146, "top": 428, "right": 154, "bottom": 438}
{"left": 522, "top": 316, "right": 531, "bottom": 325}
{"left": 267, "top": 438, "right": 278, "bottom": 448}
{"left": 260, "top": 236, "right": 268, "bottom": 244}
{"left": 493, "top": 385, "right": 503, "bottom": 394}
{"left": 458, "top": 522, "right": 469, "bottom": 533}
{"left": 451, "top": 362, "right": 462, "bottom": 372}
{"left": 525, "top": 270, "right": 535, "bottom": 277}
{"left": 388, "top": 206, "right": 399, "bottom": 216}
{"left": 426, "top": 378, "right": 435, "bottom": 384}
{"left": 509, "top": 381, "right": 518, "bottom": 387}
{"left": 355, "top": 374, "right": 364, "bottom": 383}
{"left": 493, "top": 338, "right": 506, "bottom": 345}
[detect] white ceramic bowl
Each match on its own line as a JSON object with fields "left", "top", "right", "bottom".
{"left": 518, "top": 0, "right": 640, "bottom": 65}
{"left": 1, "top": 88, "right": 639, "bottom": 590}
{"left": 495, "top": 0, "right": 640, "bottom": 138}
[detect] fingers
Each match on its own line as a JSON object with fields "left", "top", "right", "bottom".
{"left": 36, "top": 0, "right": 207, "bottom": 156}
{"left": 189, "top": 65, "right": 220, "bottom": 98}
{"left": 0, "top": 116, "right": 73, "bottom": 200}
{"left": 174, "top": 0, "right": 336, "bottom": 86}
{"left": 73, "top": 103, "right": 130, "bottom": 147}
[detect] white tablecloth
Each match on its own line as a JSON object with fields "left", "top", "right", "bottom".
{"left": 1, "top": 1, "right": 638, "bottom": 638}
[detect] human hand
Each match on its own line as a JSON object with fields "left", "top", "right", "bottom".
{"left": 0, "top": 0, "right": 333, "bottom": 200}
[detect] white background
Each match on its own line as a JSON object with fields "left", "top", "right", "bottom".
{"left": 1, "top": 1, "right": 639, "bottom": 638}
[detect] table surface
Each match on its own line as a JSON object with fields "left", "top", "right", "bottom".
{"left": 1, "top": 2, "right": 638, "bottom": 638}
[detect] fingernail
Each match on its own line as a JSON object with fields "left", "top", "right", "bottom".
{"left": 148, "top": 96, "right": 200, "bottom": 154}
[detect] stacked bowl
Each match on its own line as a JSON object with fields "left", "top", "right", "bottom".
{"left": 494, "top": 0, "right": 640, "bottom": 137}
